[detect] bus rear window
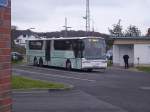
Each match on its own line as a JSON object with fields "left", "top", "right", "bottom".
{"left": 29, "top": 41, "right": 43, "bottom": 50}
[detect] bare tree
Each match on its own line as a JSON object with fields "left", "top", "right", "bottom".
{"left": 108, "top": 19, "right": 123, "bottom": 37}
{"left": 125, "top": 25, "right": 141, "bottom": 37}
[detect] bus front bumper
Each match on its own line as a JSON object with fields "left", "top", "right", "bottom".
{"left": 82, "top": 60, "right": 107, "bottom": 69}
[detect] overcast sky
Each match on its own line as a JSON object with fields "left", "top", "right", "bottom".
{"left": 12, "top": 0, "right": 150, "bottom": 34}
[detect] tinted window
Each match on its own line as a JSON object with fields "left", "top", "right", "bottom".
{"left": 29, "top": 41, "right": 43, "bottom": 50}
{"left": 54, "top": 39, "right": 84, "bottom": 58}
{"left": 83, "top": 38, "right": 106, "bottom": 59}
{"left": 72, "top": 40, "right": 84, "bottom": 58}
{"left": 54, "top": 40, "right": 72, "bottom": 50}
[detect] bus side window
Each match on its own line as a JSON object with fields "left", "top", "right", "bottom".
{"left": 29, "top": 41, "right": 43, "bottom": 50}
{"left": 54, "top": 40, "right": 62, "bottom": 50}
{"left": 54, "top": 40, "right": 72, "bottom": 50}
{"left": 65, "top": 40, "right": 72, "bottom": 50}
{"left": 72, "top": 40, "right": 84, "bottom": 58}
{"left": 80, "top": 41, "right": 85, "bottom": 51}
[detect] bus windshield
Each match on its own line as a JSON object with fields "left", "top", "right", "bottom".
{"left": 83, "top": 38, "right": 106, "bottom": 59}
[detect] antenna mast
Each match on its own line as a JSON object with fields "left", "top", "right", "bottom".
{"left": 86, "top": 0, "right": 90, "bottom": 33}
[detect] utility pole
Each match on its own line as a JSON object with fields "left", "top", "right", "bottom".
{"left": 62, "top": 17, "right": 71, "bottom": 37}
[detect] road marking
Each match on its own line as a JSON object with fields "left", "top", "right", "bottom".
{"left": 140, "top": 86, "right": 150, "bottom": 90}
{"left": 20, "top": 65, "right": 85, "bottom": 74}
{"left": 18, "top": 65, "right": 104, "bottom": 75}
{"left": 13, "top": 91, "right": 49, "bottom": 94}
{"left": 13, "top": 69, "right": 96, "bottom": 82}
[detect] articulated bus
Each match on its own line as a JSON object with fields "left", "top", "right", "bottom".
{"left": 26, "top": 37, "right": 107, "bottom": 71}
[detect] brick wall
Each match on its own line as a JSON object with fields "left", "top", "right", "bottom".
{"left": 0, "top": 0, "right": 12, "bottom": 112}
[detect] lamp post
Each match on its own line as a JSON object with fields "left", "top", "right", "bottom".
{"left": 62, "top": 17, "right": 72, "bottom": 37}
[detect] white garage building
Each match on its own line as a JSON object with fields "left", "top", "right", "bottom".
{"left": 113, "top": 37, "right": 150, "bottom": 67}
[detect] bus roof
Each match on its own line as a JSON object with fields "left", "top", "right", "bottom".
{"left": 27, "top": 36, "right": 104, "bottom": 41}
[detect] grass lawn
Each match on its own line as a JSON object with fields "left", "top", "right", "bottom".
{"left": 12, "top": 76, "right": 67, "bottom": 90}
{"left": 12, "top": 60, "right": 26, "bottom": 65}
{"left": 107, "top": 60, "right": 113, "bottom": 67}
{"left": 136, "top": 66, "right": 150, "bottom": 73}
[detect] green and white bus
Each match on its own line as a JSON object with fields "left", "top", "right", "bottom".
{"left": 26, "top": 37, "right": 107, "bottom": 71}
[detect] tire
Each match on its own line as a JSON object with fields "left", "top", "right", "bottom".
{"left": 33, "top": 57, "right": 38, "bottom": 66}
{"left": 39, "top": 58, "right": 43, "bottom": 67}
{"left": 66, "top": 61, "right": 71, "bottom": 70}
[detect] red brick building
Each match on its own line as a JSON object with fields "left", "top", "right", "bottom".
{"left": 0, "top": 0, "right": 12, "bottom": 112}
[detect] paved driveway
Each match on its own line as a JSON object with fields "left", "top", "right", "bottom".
{"left": 12, "top": 65, "right": 150, "bottom": 112}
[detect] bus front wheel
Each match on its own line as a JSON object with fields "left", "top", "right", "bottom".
{"left": 66, "top": 61, "right": 71, "bottom": 70}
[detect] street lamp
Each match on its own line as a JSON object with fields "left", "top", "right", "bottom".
{"left": 62, "top": 17, "right": 72, "bottom": 37}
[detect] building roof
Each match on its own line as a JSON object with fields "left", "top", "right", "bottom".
{"left": 27, "top": 36, "right": 104, "bottom": 41}
{"left": 11, "top": 29, "right": 40, "bottom": 40}
{"left": 112, "top": 36, "right": 150, "bottom": 45}
{"left": 112, "top": 36, "right": 150, "bottom": 40}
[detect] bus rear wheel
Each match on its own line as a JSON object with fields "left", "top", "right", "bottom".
{"left": 66, "top": 61, "right": 71, "bottom": 70}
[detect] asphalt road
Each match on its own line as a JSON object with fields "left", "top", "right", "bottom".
{"left": 12, "top": 65, "right": 150, "bottom": 112}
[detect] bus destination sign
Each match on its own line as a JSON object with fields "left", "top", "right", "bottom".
{"left": 0, "top": 0, "right": 8, "bottom": 7}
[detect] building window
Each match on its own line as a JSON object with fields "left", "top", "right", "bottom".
{"left": 16, "top": 39, "right": 19, "bottom": 43}
{"left": 23, "top": 34, "right": 26, "bottom": 38}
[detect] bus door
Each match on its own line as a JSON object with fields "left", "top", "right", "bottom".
{"left": 45, "top": 40, "right": 51, "bottom": 61}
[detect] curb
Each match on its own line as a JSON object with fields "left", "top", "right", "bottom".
{"left": 109, "top": 66, "right": 144, "bottom": 73}
{"left": 12, "top": 85, "right": 74, "bottom": 93}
